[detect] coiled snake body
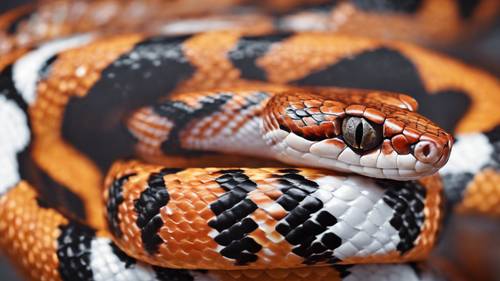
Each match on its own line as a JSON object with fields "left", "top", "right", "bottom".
{"left": 0, "top": 1, "right": 499, "bottom": 281}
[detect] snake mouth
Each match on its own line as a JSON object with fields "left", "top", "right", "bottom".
{"left": 264, "top": 129, "right": 448, "bottom": 180}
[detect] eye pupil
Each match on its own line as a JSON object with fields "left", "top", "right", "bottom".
{"left": 355, "top": 122, "right": 364, "bottom": 147}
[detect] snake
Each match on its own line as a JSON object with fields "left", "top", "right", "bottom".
{"left": 0, "top": 1, "right": 499, "bottom": 281}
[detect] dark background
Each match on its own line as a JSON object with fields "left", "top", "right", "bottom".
{"left": 0, "top": 1, "right": 498, "bottom": 280}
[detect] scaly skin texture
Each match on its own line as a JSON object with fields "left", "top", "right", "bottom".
{"left": 102, "top": 160, "right": 443, "bottom": 269}
{"left": 0, "top": 1, "right": 499, "bottom": 280}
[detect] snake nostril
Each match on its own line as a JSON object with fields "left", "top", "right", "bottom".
{"left": 422, "top": 144, "right": 431, "bottom": 157}
{"left": 414, "top": 141, "right": 439, "bottom": 164}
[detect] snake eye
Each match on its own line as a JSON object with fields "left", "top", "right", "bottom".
{"left": 342, "top": 116, "right": 382, "bottom": 151}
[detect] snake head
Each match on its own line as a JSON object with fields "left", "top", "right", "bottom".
{"left": 263, "top": 88, "right": 453, "bottom": 180}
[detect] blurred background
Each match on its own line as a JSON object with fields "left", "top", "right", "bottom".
{"left": 0, "top": 1, "right": 498, "bottom": 280}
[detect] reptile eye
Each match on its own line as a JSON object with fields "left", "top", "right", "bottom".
{"left": 342, "top": 116, "right": 382, "bottom": 151}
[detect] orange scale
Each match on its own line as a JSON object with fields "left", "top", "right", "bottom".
{"left": 163, "top": 238, "right": 181, "bottom": 253}
{"left": 381, "top": 139, "right": 395, "bottom": 155}
{"left": 322, "top": 100, "right": 344, "bottom": 107}
{"left": 363, "top": 108, "right": 386, "bottom": 124}
{"left": 402, "top": 127, "right": 421, "bottom": 143}
{"left": 391, "top": 134, "right": 411, "bottom": 154}
{"left": 202, "top": 247, "right": 221, "bottom": 260}
{"left": 302, "top": 126, "right": 321, "bottom": 138}
{"left": 345, "top": 104, "right": 366, "bottom": 115}
{"left": 169, "top": 191, "right": 185, "bottom": 201}
{"left": 192, "top": 219, "right": 210, "bottom": 231}
{"left": 383, "top": 118, "right": 404, "bottom": 137}
{"left": 164, "top": 210, "right": 185, "bottom": 224}
{"left": 320, "top": 114, "right": 338, "bottom": 123}
{"left": 320, "top": 105, "right": 345, "bottom": 116}
{"left": 320, "top": 122, "right": 340, "bottom": 137}
{"left": 177, "top": 220, "right": 193, "bottom": 231}
{"left": 176, "top": 200, "right": 195, "bottom": 211}
{"left": 303, "top": 100, "right": 322, "bottom": 108}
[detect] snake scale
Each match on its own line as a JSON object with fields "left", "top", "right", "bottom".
{"left": 0, "top": 1, "right": 499, "bottom": 281}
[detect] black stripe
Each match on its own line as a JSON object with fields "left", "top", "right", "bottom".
{"left": 134, "top": 168, "right": 180, "bottom": 254}
{"left": 106, "top": 173, "right": 136, "bottom": 238}
{"left": 32, "top": 167, "right": 87, "bottom": 221}
{"left": 57, "top": 222, "right": 95, "bottom": 281}
{"left": 154, "top": 94, "right": 233, "bottom": 155}
{"left": 273, "top": 171, "right": 341, "bottom": 265}
{"left": 293, "top": 47, "right": 470, "bottom": 133}
{"left": 153, "top": 267, "right": 194, "bottom": 281}
{"left": 208, "top": 169, "right": 262, "bottom": 265}
{"left": 0, "top": 64, "right": 28, "bottom": 113}
{"left": 228, "top": 34, "right": 292, "bottom": 81}
{"left": 39, "top": 54, "right": 59, "bottom": 80}
{"left": 457, "top": 0, "right": 480, "bottom": 19}
{"left": 61, "top": 35, "right": 195, "bottom": 172}
{"left": 352, "top": 0, "right": 423, "bottom": 13}
{"left": 5, "top": 7, "right": 34, "bottom": 35}
{"left": 377, "top": 180, "right": 426, "bottom": 254}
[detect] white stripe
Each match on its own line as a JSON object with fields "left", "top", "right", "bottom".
{"left": 13, "top": 34, "right": 94, "bottom": 105}
{"left": 90, "top": 238, "right": 158, "bottom": 281}
{"left": 0, "top": 96, "right": 30, "bottom": 194}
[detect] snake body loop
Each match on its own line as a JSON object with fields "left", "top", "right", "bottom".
{"left": 0, "top": 1, "right": 499, "bottom": 281}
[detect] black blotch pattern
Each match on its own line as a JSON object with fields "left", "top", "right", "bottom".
{"left": 6, "top": 8, "right": 34, "bottom": 35}
{"left": 293, "top": 48, "right": 471, "bottom": 133}
{"left": 62, "top": 35, "right": 195, "bottom": 172}
{"left": 109, "top": 242, "right": 137, "bottom": 269}
{"left": 457, "top": 0, "right": 480, "bottom": 19}
{"left": 352, "top": 0, "right": 422, "bottom": 13}
{"left": 34, "top": 168, "right": 87, "bottom": 221}
{"left": 274, "top": 171, "right": 341, "bottom": 265}
{"left": 228, "top": 34, "right": 292, "bottom": 81}
{"left": 377, "top": 180, "right": 426, "bottom": 254}
{"left": 57, "top": 222, "right": 95, "bottom": 281}
{"left": 153, "top": 267, "right": 194, "bottom": 281}
{"left": 0, "top": 64, "right": 28, "bottom": 114}
{"left": 209, "top": 169, "right": 262, "bottom": 265}
{"left": 106, "top": 173, "right": 136, "bottom": 238}
{"left": 154, "top": 94, "right": 231, "bottom": 155}
{"left": 134, "top": 168, "right": 177, "bottom": 254}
